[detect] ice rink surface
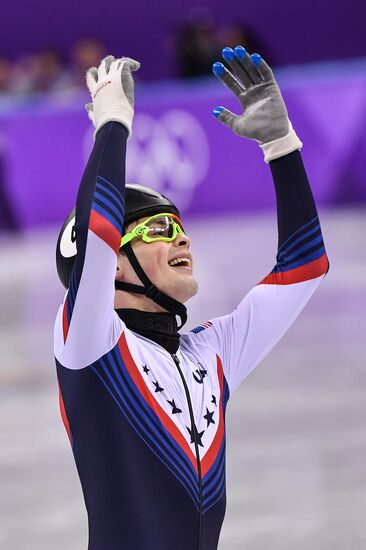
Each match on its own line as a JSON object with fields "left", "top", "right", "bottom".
{"left": 1, "top": 208, "right": 365, "bottom": 549}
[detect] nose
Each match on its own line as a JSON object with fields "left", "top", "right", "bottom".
{"left": 173, "top": 232, "right": 191, "bottom": 249}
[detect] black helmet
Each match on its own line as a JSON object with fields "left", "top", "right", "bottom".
{"left": 123, "top": 184, "right": 180, "bottom": 226}
{"left": 56, "top": 184, "right": 180, "bottom": 289}
{"left": 56, "top": 184, "right": 187, "bottom": 327}
{"left": 56, "top": 208, "right": 78, "bottom": 291}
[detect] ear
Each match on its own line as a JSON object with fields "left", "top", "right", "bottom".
{"left": 115, "top": 254, "right": 124, "bottom": 281}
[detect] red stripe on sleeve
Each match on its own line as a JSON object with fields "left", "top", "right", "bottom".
{"left": 58, "top": 383, "right": 72, "bottom": 446}
{"left": 89, "top": 209, "right": 121, "bottom": 254}
{"left": 62, "top": 300, "right": 69, "bottom": 343}
{"left": 259, "top": 253, "right": 329, "bottom": 286}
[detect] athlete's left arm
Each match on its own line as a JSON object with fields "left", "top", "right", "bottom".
{"left": 185, "top": 47, "right": 329, "bottom": 393}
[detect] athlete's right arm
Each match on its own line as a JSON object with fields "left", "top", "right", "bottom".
{"left": 182, "top": 48, "right": 328, "bottom": 394}
{"left": 54, "top": 56, "right": 140, "bottom": 369}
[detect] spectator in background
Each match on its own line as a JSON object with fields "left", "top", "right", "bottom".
{"left": 218, "top": 23, "right": 269, "bottom": 65}
{"left": 12, "top": 50, "right": 71, "bottom": 94}
{"left": 0, "top": 30, "right": 264, "bottom": 93}
{"left": 175, "top": 8, "right": 220, "bottom": 78}
{"left": 70, "top": 38, "right": 107, "bottom": 87}
{"left": 0, "top": 39, "right": 108, "bottom": 97}
{"left": 173, "top": 8, "right": 266, "bottom": 79}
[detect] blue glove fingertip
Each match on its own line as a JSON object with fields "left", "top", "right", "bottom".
{"left": 212, "top": 106, "right": 224, "bottom": 118}
{"left": 250, "top": 53, "right": 262, "bottom": 67}
{"left": 222, "top": 47, "right": 234, "bottom": 62}
{"left": 234, "top": 45, "right": 247, "bottom": 60}
{"left": 212, "top": 62, "right": 225, "bottom": 77}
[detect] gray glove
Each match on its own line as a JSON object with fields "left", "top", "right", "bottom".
{"left": 212, "top": 46, "right": 302, "bottom": 162}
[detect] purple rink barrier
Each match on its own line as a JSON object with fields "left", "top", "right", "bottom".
{"left": 1, "top": 60, "right": 366, "bottom": 230}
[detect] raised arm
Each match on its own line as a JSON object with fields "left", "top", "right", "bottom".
{"left": 54, "top": 56, "right": 140, "bottom": 369}
{"left": 185, "top": 47, "right": 329, "bottom": 393}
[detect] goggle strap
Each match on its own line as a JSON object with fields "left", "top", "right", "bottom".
{"left": 124, "top": 243, "right": 152, "bottom": 288}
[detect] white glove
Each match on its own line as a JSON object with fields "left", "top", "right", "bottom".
{"left": 85, "top": 55, "right": 140, "bottom": 139}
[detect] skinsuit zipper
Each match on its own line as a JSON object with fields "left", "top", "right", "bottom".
{"left": 171, "top": 353, "right": 203, "bottom": 550}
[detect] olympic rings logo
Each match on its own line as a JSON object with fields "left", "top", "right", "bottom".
{"left": 83, "top": 109, "right": 210, "bottom": 212}
{"left": 126, "top": 110, "right": 210, "bottom": 212}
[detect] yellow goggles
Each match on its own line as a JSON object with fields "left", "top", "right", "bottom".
{"left": 120, "top": 213, "right": 186, "bottom": 248}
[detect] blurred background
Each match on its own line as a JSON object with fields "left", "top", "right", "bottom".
{"left": 0, "top": 0, "right": 365, "bottom": 548}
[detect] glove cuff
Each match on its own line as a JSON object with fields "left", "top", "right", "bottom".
{"left": 93, "top": 107, "right": 133, "bottom": 140}
{"left": 260, "top": 121, "right": 303, "bottom": 163}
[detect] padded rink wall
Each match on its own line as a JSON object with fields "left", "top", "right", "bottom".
{"left": 0, "top": 58, "right": 366, "bottom": 230}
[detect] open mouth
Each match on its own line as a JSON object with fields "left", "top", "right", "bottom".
{"left": 168, "top": 257, "right": 192, "bottom": 269}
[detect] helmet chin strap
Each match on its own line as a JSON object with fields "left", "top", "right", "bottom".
{"left": 114, "top": 243, "right": 187, "bottom": 330}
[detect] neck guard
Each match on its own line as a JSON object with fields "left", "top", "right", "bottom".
{"left": 115, "top": 308, "right": 180, "bottom": 354}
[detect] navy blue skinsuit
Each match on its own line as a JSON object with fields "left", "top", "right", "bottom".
{"left": 54, "top": 121, "right": 328, "bottom": 549}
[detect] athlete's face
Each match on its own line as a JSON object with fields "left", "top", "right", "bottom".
{"left": 116, "top": 217, "right": 198, "bottom": 304}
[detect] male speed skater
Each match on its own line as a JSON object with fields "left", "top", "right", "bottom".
{"left": 55, "top": 48, "right": 329, "bottom": 549}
